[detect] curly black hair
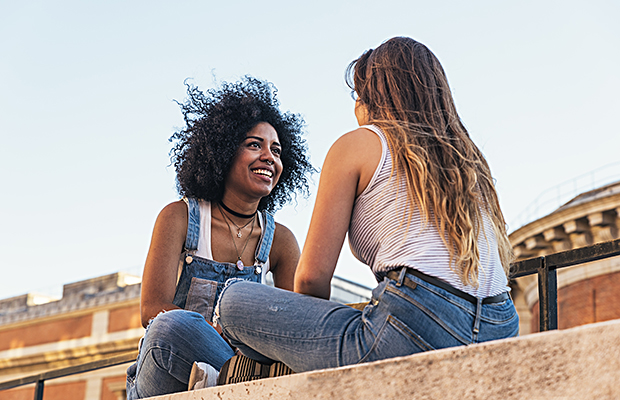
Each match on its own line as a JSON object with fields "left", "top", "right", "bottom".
{"left": 169, "top": 76, "right": 314, "bottom": 213}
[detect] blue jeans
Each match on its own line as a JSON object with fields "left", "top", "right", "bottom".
{"left": 125, "top": 199, "right": 276, "bottom": 399}
{"left": 216, "top": 272, "right": 518, "bottom": 373}
{"left": 125, "top": 310, "right": 235, "bottom": 399}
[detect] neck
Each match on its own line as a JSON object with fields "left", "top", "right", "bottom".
{"left": 219, "top": 200, "right": 257, "bottom": 219}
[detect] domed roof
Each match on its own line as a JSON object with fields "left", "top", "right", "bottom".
{"left": 509, "top": 178, "right": 620, "bottom": 253}
{"left": 555, "top": 180, "right": 620, "bottom": 213}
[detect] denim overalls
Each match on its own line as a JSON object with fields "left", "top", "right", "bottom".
{"left": 172, "top": 198, "right": 275, "bottom": 322}
{"left": 126, "top": 198, "right": 275, "bottom": 399}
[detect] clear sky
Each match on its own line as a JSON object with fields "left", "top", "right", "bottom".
{"left": 1, "top": 0, "right": 619, "bottom": 300}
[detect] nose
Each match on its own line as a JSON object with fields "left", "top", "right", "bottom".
{"left": 261, "top": 148, "right": 275, "bottom": 165}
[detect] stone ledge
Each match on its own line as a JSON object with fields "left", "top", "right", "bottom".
{"left": 147, "top": 318, "right": 620, "bottom": 400}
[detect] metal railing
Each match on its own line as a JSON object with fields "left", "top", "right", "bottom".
{"left": 0, "top": 352, "right": 137, "bottom": 400}
{"left": 509, "top": 238, "right": 620, "bottom": 331}
{"left": 1, "top": 238, "right": 620, "bottom": 399}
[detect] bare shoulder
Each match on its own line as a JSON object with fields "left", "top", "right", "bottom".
{"left": 332, "top": 126, "right": 381, "bottom": 151}
{"left": 272, "top": 222, "right": 298, "bottom": 248}
{"left": 271, "top": 221, "right": 300, "bottom": 265}
{"left": 328, "top": 127, "right": 382, "bottom": 196}
{"left": 152, "top": 200, "right": 188, "bottom": 237}
{"left": 157, "top": 200, "right": 187, "bottom": 222}
{"left": 269, "top": 221, "right": 300, "bottom": 290}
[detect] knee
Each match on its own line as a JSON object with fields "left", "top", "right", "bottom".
{"left": 214, "top": 280, "right": 262, "bottom": 331}
{"left": 145, "top": 309, "right": 204, "bottom": 343}
{"left": 216, "top": 280, "right": 253, "bottom": 324}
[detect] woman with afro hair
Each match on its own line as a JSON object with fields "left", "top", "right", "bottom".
{"left": 126, "top": 76, "right": 314, "bottom": 399}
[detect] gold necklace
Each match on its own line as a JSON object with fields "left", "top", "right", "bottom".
{"left": 220, "top": 206, "right": 255, "bottom": 238}
{"left": 218, "top": 204, "right": 256, "bottom": 270}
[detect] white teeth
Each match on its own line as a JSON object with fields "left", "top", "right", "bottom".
{"left": 253, "top": 169, "right": 273, "bottom": 178}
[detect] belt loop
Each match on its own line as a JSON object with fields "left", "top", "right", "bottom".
{"left": 473, "top": 297, "right": 482, "bottom": 339}
{"left": 396, "top": 267, "right": 407, "bottom": 287}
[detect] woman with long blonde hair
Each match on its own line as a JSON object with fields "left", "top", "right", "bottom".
{"left": 215, "top": 37, "right": 518, "bottom": 373}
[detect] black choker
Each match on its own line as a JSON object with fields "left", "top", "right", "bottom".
{"left": 219, "top": 201, "right": 256, "bottom": 219}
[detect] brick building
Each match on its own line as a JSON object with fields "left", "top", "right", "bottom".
{"left": 0, "top": 273, "right": 142, "bottom": 400}
{"left": 509, "top": 181, "right": 620, "bottom": 334}
{"left": 0, "top": 273, "right": 371, "bottom": 400}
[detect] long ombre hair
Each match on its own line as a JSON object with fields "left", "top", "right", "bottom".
{"left": 346, "top": 37, "right": 513, "bottom": 286}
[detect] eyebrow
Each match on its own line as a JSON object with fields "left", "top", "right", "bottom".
{"left": 245, "top": 136, "right": 281, "bottom": 147}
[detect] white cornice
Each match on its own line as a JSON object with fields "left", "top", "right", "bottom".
{"left": 510, "top": 193, "right": 620, "bottom": 246}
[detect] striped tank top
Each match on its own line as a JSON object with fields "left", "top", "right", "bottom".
{"left": 348, "top": 125, "right": 509, "bottom": 297}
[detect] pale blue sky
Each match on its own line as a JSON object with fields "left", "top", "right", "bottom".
{"left": 1, "top": 0, "right": 618, "bottom": 299}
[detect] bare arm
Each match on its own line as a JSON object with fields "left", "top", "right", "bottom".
{"left": 294, "top": 128, "right": 381, "bottom": 299}
{"left": 269, "top": 223, "right": 300, "bottom": 291}
{"left": 140, "top": 201, "right": 187, "bottom": 327}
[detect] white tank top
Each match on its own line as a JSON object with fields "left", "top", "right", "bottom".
{"left": 348, "top": 125, "right": 509, "bottom": 297}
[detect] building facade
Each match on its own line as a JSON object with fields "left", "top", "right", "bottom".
{"left": 0, "top": 272, "right": 371, "bottom": 400}
{"left": 509, "top": 181, "right": 620, "bottom": 334}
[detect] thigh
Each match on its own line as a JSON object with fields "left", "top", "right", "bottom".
{"left": 217, "top": 281, "right": 371, "bottom": 372}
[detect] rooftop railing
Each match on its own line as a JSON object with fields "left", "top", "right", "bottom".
{"left": 1, "top": 238, "right": 620, "bottom": 399}
{"left": 509, "top": 238, "right": 620, "bottom": 331}
{"left": 509, "top": 161, "right": 620, "bottom": 230}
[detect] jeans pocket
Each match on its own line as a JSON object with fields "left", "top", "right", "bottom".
{"left": 359, "top": 315, "right": 434, "bottom": 364}
{"left": 185, "top": 277, "right": 218, "bottom": 322}
{"left": 483, "top": 299, "right": 519, "bottom": 325}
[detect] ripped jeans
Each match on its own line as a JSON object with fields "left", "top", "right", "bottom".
{"left": 125, "top": 310, "right": 234, "bottom": 399}
{"left": 216, "top": 273, "right": 519, "bottom": 373}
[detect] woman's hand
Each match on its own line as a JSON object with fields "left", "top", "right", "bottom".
{"left": 294, "top": 127, "right": 381, "bottom": 299}
{"left": 140, "top": 201, "right": 188, "bottom": 327}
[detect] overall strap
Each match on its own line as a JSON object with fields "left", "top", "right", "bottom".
{"left": 254, "top": 211, "right": 275, "bottom": 266}
{"left": 183, "top": 197, "right": 201, "bottom": 252}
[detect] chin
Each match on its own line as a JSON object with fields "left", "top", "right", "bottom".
{"left": 250, "top": 187, "right": 274, "bottom": 200}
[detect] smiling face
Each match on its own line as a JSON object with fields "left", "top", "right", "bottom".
{"left": 223, "top": 122, "right": 283, "bottom": 205}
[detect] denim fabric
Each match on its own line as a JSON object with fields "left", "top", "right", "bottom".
{"left": 172, "top": 256, "right": 262, "bottom": 323}
{"left": 126, "top": 310, "right": 235, "bottom": 399}
{"left": 217, "top": 271, "right": 518, "bottom": 373}
{"left": 173, "top": 199, "right": 274, "bottom": 323}
{"left": 126, "top": 199, "right": 276, "bottom": 399}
